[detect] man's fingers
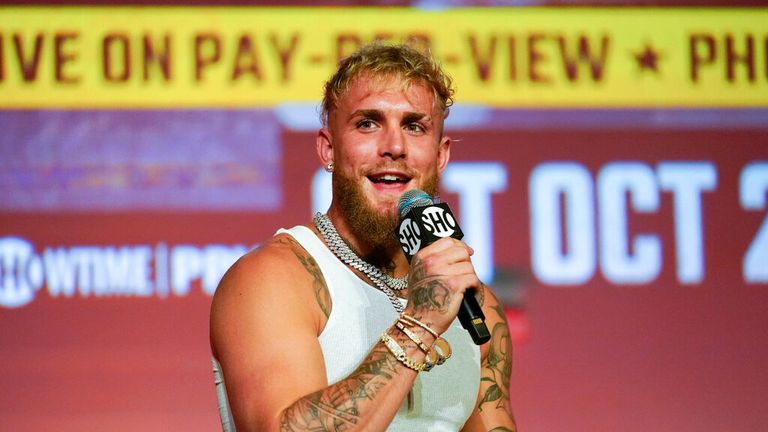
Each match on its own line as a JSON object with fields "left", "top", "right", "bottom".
{"left": 417, "top": 237, "right": 473, "bottom": 262}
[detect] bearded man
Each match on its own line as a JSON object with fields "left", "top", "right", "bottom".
{"left": 210, "top": 43, "right": 517, "bottom": 432}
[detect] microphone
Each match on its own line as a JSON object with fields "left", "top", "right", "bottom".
{"left": 397, "top": 189, "right": 491, "bottom": 345}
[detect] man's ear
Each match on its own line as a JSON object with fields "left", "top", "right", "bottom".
{"left": 437, "top": 135, "right": 451, "bottom": 175}
{"left": 316, "top": 128, "right": 333, "bottom": 168}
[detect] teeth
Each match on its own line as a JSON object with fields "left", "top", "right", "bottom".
{"left": 370, "top": 173, "right": 408, "bottom": 183}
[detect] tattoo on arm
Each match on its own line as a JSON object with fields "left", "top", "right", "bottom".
{"left": 475, "top": 283, "right": 486, "bottom": 307}
{"left": 478, "top": 304, "right": 512, "bottom": 413}
{"left": 407, "top": 256, "right": 452, "bottom": 315}
{"left": 276, "top": 237, "right": 332, "bottom": 319}
{"left": 279, "top": 345, "right": 402, "bottom": 431}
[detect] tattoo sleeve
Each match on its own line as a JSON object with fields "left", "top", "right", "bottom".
{"left": 279, "top": 343, "right": 404, "bottom": 431}
{"left": 477, "top": 305, "right": 513, "bottom": 417}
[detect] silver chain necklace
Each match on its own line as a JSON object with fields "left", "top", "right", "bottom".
{"left": 313, "top": 212, "right": 406, "bottom": 313}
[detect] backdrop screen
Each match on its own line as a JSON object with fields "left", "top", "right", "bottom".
{"left": 1, "top": 6, "right": 767, "bottom": 432}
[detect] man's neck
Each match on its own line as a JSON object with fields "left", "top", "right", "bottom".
{"left": 325, "top": 207, "right": 410, "bottom": 278}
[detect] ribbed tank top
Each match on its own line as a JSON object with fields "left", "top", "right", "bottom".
{"left": 213, "top": 225, "right": 481, "bottom": 431}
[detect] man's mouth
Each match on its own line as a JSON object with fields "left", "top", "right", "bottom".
{"left": 368, "top": 173, "right": 411, "bottom": 186}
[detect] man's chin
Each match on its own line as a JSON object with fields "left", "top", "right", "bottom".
{"left": 362, "top": 190, "right": 400, "bottom": 213}
{"left": 334, "top": 173, "right": 427, "bottom": 252}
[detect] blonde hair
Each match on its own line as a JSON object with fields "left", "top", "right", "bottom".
{"left": 321, "top": 43, "right": 454, "bottom": 127}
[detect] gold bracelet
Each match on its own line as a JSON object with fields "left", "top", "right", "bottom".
{"left": 399, "top": 313, "right": 439, "bottom": 339}
{"left": 395, "top": 320, "right": 430, "bottom": 353}
{"left": 433, "top": 337, "right": 452, "bottom": 365}
{"left": 380, "top": 333, "right": 425, "bottom": 372}
{"left": 395, "top": 321, "right": 438, "bottom": 371}
{"left": 399, "top": 313, "right": 451, "bottom": 365}
{"left": 422, "top": 347, "right": 438, "bottom": 371}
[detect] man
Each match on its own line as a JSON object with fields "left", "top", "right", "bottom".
{"left": 210, "top": 43, "right": 517, "bottom": 432}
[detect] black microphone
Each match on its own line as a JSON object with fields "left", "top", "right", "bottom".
{"left": 397, "top": 189, "right": 491, "bottom": 345}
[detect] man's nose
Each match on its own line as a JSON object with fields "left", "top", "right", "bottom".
{"left": 380, "top": 127, "right": 406, "bottom": 159}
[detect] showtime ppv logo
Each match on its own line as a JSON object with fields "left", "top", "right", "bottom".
{"left": 0, "top": 236, "right": 249, "bottom": 308}
{"left": 398, "top": 205, "right": 461, "bottom": 257}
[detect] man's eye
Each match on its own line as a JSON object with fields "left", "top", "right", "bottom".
{"left": 405, "top": 123, "right": 425, "bottom": 133}
{"left": 357, "top": 119, "right": 377, "bottom": 129}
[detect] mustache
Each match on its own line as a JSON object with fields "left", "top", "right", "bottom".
{"left": 362, "top": 162, "right": 418, "bottom": 177}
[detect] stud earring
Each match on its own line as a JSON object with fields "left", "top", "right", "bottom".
{"left": 326, "top": 162, "right": 334, "bottom": 172}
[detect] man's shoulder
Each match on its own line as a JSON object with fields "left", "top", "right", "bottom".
{"left": 224, "top": 230, "right": 313, "bottom": 286}
{"left": 251, "top": 230, "right": 307, "bottom": 262}
{"left": 210, "top": 228, "right": 329, "bottom": 364}
{"left": 211, "top": 228, "right": 325, "bottom": 323}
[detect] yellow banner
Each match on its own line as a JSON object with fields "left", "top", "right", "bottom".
{"left": 1, "top": 7, "right": 766, "bottom": 108}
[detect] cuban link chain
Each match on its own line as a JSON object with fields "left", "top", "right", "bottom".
{"left": 313, "top": 212, "right": 407, "bottom": 313}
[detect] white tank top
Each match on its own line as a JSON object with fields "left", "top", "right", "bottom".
{"left": 213, "top": 225, "right": 481, "bottom": 431}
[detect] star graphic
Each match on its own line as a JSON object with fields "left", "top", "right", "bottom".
{"left": 634, "top": 43, "right": 661, "bottom": 73}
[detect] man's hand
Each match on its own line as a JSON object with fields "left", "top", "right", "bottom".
{"left": 404, "top": 237, "right": 481, "bottom": 335}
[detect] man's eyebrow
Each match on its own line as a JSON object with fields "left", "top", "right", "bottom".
{"left": 350, "top": 109, "right": 384, "bottom": 122}
{"left": 402, "top": 112, "right": 430, "bottom": 124}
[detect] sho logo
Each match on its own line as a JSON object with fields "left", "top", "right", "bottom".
{"left": 420, "top": 206, "right": 457, "bottom": 238}
{"left": 398, "top": 218, "right": 422, "bottom": 256}
{"left": 0, "top": 237, "right": 44, "bottom": 308}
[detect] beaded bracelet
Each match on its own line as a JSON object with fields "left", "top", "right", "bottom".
{"left": 380, "top": 333, "right": 425, "bottom": 372}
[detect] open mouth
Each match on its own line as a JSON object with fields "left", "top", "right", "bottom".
{"left": 368, "top": 173, "right": 411, "bottom": 186}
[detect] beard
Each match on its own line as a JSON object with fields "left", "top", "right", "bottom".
{"left": 333, "top": 166, "right": 439, "bottom": 266}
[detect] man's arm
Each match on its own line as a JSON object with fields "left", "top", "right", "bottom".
{"left": 211, "top": 234, "right": 462, "bottom": 432}
{"left": 461, "top": 285, "right": 518, "bottom": 432}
